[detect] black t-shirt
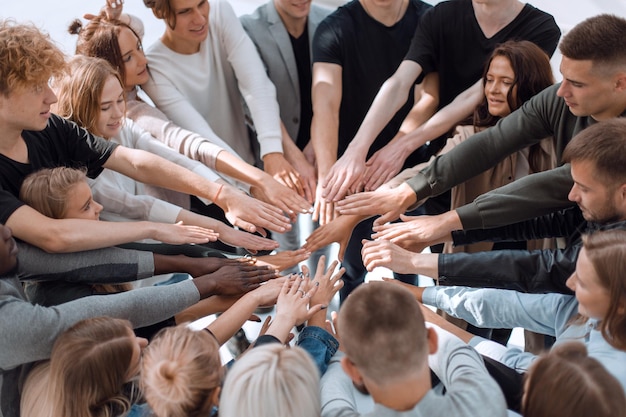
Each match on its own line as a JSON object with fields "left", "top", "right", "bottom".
{"left": 290, "top": 29, "right": 313, "bottom": 151}
{"left": 0, "top": 114, "right": 117, "bottom": 224}
{"left": 405, "top": 0, "right": 560, "bottom": 109}
{"left": 313, "top": 0, "right": 432, "bottom": 159}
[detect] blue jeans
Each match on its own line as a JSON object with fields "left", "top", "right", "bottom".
{"left": 296, "top": 325, "right": 339, "bottom": 375}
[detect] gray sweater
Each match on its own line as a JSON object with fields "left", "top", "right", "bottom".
{"left": 320, "top": 326, "right": 507, "bottom": 417}
{"left": 0, "top": 274, "right": 199, "bottom": 417}
{"left": 406, "top": 83, "right": 626, "bottom": 230}
{"left": 16, "top": 242, "right": 155, "bottom": 283}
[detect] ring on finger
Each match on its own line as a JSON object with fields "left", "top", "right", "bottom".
{"left": 296, "top": 289, "right": 305, "bottom": 296}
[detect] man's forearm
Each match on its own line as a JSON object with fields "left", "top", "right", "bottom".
{"left": 456, "top": 165, "right": 574, "bottom": 230}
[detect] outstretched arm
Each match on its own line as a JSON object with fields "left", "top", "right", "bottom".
{"left": 206, "top": 277, "right": 286, "bottom": 345}
{"left": 104, "top": 145, "right": 292, "bottom": 235}
{"left": 304, "top": 214, "right": 368, "bottom": 261}
{"left": 322, "top": 60, "right": 424, "bottom": 202}
{"left": 6, "top": 204, "right": 215, "bottom": 253}
{"left": 370, "top": 79, "right": 482, "bottom": 189}
{"left": 361, "top": 239, "right": 439, "bottom": 277}
{"left": 310, "top": 62, "right": 342, "bottom": 225}
{"left": 371, "top": 210, "right": 462, "bottom": 251}
{"left": 362, "top": 72, "right": 440, "bottom": 191}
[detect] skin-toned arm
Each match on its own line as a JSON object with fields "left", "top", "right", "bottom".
{"left": 213, "top": 148, "right": 312, "bottom": 216}
{"left": 278, "top": 123, "right": 317, "bottom": 204}
{"left": 381, "top": 278, "right": 474, "bottom": 342}
{"left": 371, "top": 210, "right": 463, "bottom": 251}
{"left": 362, "top": 74, "right": 440, "bottom": 192}
{"left": 419, "top": 302, "right": 474, "bottom": 343}
{"left": 262, "top": 151, "right": 311, "bottom": 216}
{"left": 389, "top": 79, "right": 483, "bottom": 167}
{"left": 311, "top": 62, "right": 342, "bottom": 225}
{"left": 303, "top": 214, "right": 368, "bottom": 261}
{"left": 6, "top": 204, "right": 216, "bottom": 253}
{"left": 104, "top": 145, "right": 292, "bottom": 235}
{"left": 207, "top": 277, "right": 286, "bottom": 345}
{"left": 361, "top": 239, "right": 439, "bottom": 278}
{"left": 263, "top": 275, "right": 324, "bottom": 344}
{"left": 322, "top": 60, "right": 424, "bottom": 202}
{"left": 174, "top": 209, "right": 279, "bottom": 253}
{"left": 335, "top": 182, "right": 418, "bottom": 226}
{"left": 304, "top": 256, "right": 345, "bottom": 329}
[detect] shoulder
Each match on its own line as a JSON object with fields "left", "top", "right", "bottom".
{"left": 519, "top": 3, "right": 558, "bottom": 21}
{"left": 317, "top": 2, "right": 358, "bottom": 34}
{"left": 211, "top": 0, "right": 237, "bottom": 20}
{"left": 310, "top": 3, "right": 333, "bottom": 23}
{"left": 408, "top": 0, "right": 434, "bottom": 14}
{"left": 428, "top": 0, "right": 470, "bottom": 15}
{"left": 240, "top": 2, "right": 269, "bottom": 27}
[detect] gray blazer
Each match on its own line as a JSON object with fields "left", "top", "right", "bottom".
{"left": 241, "top": 2, "right": 331, "bottom": 143}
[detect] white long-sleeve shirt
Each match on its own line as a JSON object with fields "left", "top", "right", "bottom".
{"left": 91, "top": 118, "right": 219, "bottom": 224}
{"left": 143, "top": 0, "right": 283, "bottom": 165}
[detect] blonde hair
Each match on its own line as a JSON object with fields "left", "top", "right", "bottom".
{"left": 220, "top": 344, "right": 320, "bottom": 417}
{"left": 53, "top": 55, "right": 124, "bottom": 136}
{"left": 141, "top": 325, "right": 222, "bottom": 417}
{"left": 20, "top": 167, "right": 88, "bottom": 219}
{"left": 0, "top": 19, "right": 66, "bottom": 96}
{"left": 523, "top": 342, "right": 626, "bottom": 417}
{"left": 20, "top": 166, "right": 131, "bottom": 294}
{"left": 48, "top": 317, "right": 136, "bottom": 417}
{"left": 21, "top": 362, "right": 53, "bottom": 417}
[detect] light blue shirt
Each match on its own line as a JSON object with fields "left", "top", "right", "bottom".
{"left": 423, "top": 286, "right": 626, "bottom": 390}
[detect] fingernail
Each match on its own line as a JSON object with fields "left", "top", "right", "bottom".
{"left": 320, "top": 305, "right": 327, "bottom": 310}
{"left": 315, "top": 282, "right": 319, "bottom": 287}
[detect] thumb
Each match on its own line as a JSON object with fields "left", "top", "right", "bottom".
{"left": 399, "top": 214, "right": 413, "bottom": 222}
{"left": 231, "top": 216, "right": 260, "bottom": 236}
{"left": 374, "top": 211, "right": 398, "bottom": 227}
{"left": 338, "top": 240, "right": 347, "bottom": 262}
{"left": 306, "top": 304, "right": 326, "bottom": 320}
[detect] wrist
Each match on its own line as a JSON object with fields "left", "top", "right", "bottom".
{"left": 193, "top": 274, "right": 217, "bottom": 299}
{"left": 212, "top": 183, "right": 225, "bottom": 205}
{"left": 397, "top": 183, "right": 418, "bottom": 210}
{"left": 442, "top": 210, "right": 462, "bottom": 233}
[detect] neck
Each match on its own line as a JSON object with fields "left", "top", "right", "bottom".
{"left": 360, "top": 0, "right": 407, "bottom": 27}
{"left": 161, "top": 32, "right": 201, "bottom": 55}
{"left": 368, "top": 369, "right": 431, "bottom": 411}
{"left": 0, "top": 133, "right": 28, "bottom": 163}
{"left": 592, "top": 102, "right": 626, "bottom": 122}
{"left": 473, "top": 0, "right": 524, "bottom": 38}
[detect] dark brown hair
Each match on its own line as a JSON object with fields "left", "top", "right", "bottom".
{"left": 562, "top": 118, "right": 626, "bottom": 185}
{"left": 144, "top": 0, "right": 178, "bottom": 29}
{"left": 473, "top": 40, "right": 554, "bottom": 128}
{"left": 69, "top": 13, "right": 143, "bottom": 89}
{"left": 559, "top": 14, "right": 626, "bottom": 73}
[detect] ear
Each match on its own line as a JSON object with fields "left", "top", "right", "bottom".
{"left": 615, "top": 72, "right": 626, "bottom": 92}
{"left": 340, "top": 356, "right": 364, "bottom": 385}
{"left": 617, "top": 183, "right": 626, "bottom": 212}
{"left": 426, "top": 326, "right": 438, "bottom": 355}
{"left": 209, "top": 386, "right": 221, "bottom": 407}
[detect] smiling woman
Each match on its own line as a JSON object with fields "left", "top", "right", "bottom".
{"left": 382, "top": 40, "right": 556, "bottom": 256}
